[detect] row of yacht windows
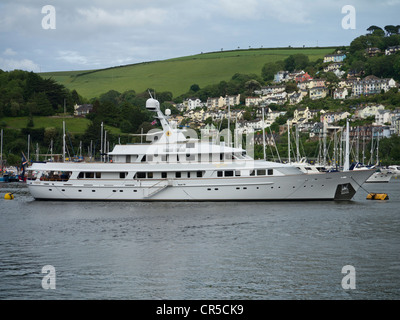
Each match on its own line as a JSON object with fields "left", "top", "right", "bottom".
{"left": 123, "top": 152, "right": 247, "bottom": 163}
{"left": 76, "top": 169, "right": 274, "bottom": 180}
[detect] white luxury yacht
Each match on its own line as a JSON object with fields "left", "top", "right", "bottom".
{"left": 26, "top": 98, "right": 374, "bottom": 201}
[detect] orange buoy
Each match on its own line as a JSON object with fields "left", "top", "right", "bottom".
{"left": 366, "top": 193, "right": 389, "bottom": 200}
{"left": 4, "top": 193, "right": 14, "bottom": 200}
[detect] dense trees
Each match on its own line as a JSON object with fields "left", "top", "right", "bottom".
{"left": 0, "top": 70, "right": 74, "bottom": 118}
{"left": 344, "top": 27, "right": 400, "bottom": 81}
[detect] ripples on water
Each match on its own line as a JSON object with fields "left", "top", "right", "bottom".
{"left": 0, "top": 180, "right": 399, "bottom": 300}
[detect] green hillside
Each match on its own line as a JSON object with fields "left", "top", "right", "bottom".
{"left": 2, "top": 116, "right": 121, "bottom": 135}
{"left": 40, "top": 47, "right": 336, "bottom": 99}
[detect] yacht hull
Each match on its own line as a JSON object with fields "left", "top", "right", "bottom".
{"left": 27, "top": 169, "right": 373, "bottom": 201}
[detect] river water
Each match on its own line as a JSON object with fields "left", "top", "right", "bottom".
{"left": 0, "top": 179, "right": 399, "bottom": 300}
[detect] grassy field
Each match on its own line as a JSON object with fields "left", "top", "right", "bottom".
{"left": 3, "top": 116, "right": 121, "bottom": 135}
{"left": 41, "top": 47, "right": 336, "bottom": 99}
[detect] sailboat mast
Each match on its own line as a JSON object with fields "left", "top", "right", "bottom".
{"left": 63, "top": 121, "right": 66, "bottom": 162}
{"left": 287, "top": 121, "right": 291, "bottom": 163}
{"left": 376, "top": 128, "right": 380, "bottom": 166}
{"left": 295, "top": 124, "right": 300, "bottom": 162}
{"left": 343, "top": 118, "right": 350, "bottom": 171}
{"left": 323, "top": 120, "right": 327, "bottom": 167}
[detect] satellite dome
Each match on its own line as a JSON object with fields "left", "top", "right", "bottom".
{"left": 146, "top": 98, "right": 160, "bottom": 111}
{"left": 165, "top": 109, "right": 171, "bottom": 116}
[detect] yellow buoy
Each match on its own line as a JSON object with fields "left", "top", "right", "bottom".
{"left": 366, "top": 193, "right": 389, "bottom": 200}
{"left": 4, "top": 193, "right": 14, "bottom": 200}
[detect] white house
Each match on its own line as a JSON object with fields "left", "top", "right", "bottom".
{"left": 354, "top": 104, "right": 385, "bottom": 119}
{"left": 385, "top": 45, "right": 400, "bottom": 55}
{"left": 350, "top": 76, "right": 397, "bottom": 96}
{"left": 245, "top": 96, "right": 263, "bottom": 107}
{"left": 74, "top": 104, "right": 93, "bottom": 116}
{"left": 207, "top": 94, "right": 240, "bottom": 109}
{"left": 333, "top": 87, "right": 349, "bottom": 99}
{"left": 184, "top": 97, "right": 203, "bottom": 110}
{"left": 320, "top": 111, "right": 351, "bottom": 124}
{"left": 323, "top": 53, "right": 346, "bottom": 63}
{"left": 375, "top": 109, "right": 391, "bottom": 126}
{"left": 255, "top": 85, "right": 286, "bottom": 95}
{"left": 237, "top": 119, "right": 272, "bottom": 131}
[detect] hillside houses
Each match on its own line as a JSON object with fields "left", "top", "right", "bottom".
{"left": 385, "top": 45, "right": 400, "bottom": 55}
{"left": 295, "top": 71, "right": 313, "bottom": 83}
{"left": 245, "top": 86, "right": 287, "bottom": 107}
{"left": 309, "top": 86, "right": 327, "bottom": 100}
{"left": 236, "top": 109, "right": 287, "bottom": 133}
{"left": 288, "top": 91, "right": 303, "bottom": 105}
{"left": 366, "top": 47, "right": 381, "bottom": 57}
{"left": 354, "top": 104, "right": 385, "bottom": 119}
{"left": 323, "top": 62, "right": 343, "bottom": 73}
{"left": 273, "top": 70, "right": 305, "bottom": 83}
{"left": 332, "top": 76, "right": 397, "bottom": 99}
{"left": 207, "top": 94, "right": 241, "bottom": 110}
{"left": 74, "top": 104, "right": 93, "bottom": 116}
{"left": 292, "top": 107, "right": 319, "bottom": 124}
{"left": 184, "top": 97, "right": 203, "bottom": 110}
{"left": 349, "top": 76, "right": 396, "bottom": 96}
{"left": 320, "top": 111, "right": 351, "bottom": 124}
{"left": 180, "top": 108, "right": 245, "bottom": 128}
{"left": 323, "top": 53, "right": 346, "bottom": 63}
{"left": 333, "top": 87, "right": 349, "bottom": 99}
{"left": 375, "top": 108, "right": 400, "bottom": 126}
{"left": 168, "top": 48, "right": 399, "bottom": 139}
{"left": 254, "top": 84, "right": 285, "bottom": 95}
{"left": 323, "top": 62, "right": 345, "bottom": 78}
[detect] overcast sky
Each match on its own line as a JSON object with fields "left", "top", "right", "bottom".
{"left": 1, "top": 0, "right": 399, "bottom": 72}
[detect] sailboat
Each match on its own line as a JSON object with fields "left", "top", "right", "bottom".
{"left": 354, "top": 127, "right": 394, "bottom": 183}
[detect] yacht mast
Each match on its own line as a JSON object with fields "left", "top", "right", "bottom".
{"left": 343, "top": 118, "right": 350, "bottom": 171}
{"left": 100, "top": 122, "right": 104, "bottom": 162}
{"left": 262, "top": 106, "right": 266, "bottom": 160}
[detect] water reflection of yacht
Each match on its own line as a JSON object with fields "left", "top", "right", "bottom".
{"left": 26, "top": 98, "right": 373, "bottom": 201}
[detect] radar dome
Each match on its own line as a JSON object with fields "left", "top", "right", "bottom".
{"left": 146, "top": 98, "right": 160, "bottom": 111}
{"left": 165, "top": 109, "right": 171, "bottom": 116}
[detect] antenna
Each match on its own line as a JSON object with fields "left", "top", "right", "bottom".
{"left": 148, "top": 90, "right": 153, "bottom": 99}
